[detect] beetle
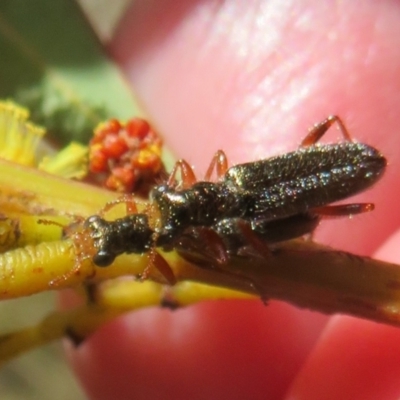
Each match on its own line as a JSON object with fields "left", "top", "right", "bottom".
{"left": 151, "top": 115, "right": 386, "bottom": 250}
{"left": 81, "top": 115, "right": 386, "bottom": 280}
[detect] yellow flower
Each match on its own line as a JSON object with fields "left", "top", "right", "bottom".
{"left": 0, "top": 100, "right": 88, "bottom": 179}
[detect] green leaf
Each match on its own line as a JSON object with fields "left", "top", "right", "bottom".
{"left": 0, "top": 0, "right": 141, "bottom": 144}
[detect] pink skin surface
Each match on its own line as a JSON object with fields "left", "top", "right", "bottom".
{"left": 69, "top": 1, "right": 400, "bottom": 399}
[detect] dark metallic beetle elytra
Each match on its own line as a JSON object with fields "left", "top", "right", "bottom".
{"left": 151, "top": 141, "right": 385, "bottom": 247}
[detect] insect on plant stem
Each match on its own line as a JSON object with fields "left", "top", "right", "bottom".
{"left": 72, "top": 115, "right": 386, "bottom": 287}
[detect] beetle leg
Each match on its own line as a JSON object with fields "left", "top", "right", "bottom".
{"left": 167, "top": 159, "right": 197, "bottom": 189}
{"left": 190, "top": 226, "right": 230, "bottom": 264}
{"left": 301, "top": 115, "right": 353, "bottom": 146}
{"left": 302, "top": 204, "right": 374, "bottom": 243}
{"left": 160, "top": 285, "right": 180, "bottom": 310}
{"left": 141, "top": 249, "right": 176, "bottom": 285}
{"left": 204, "top": 150, "right": 229, "bottom": 181}
{"left": 312, "top": 203, "right": 374, "bottom": 217}
{"left": 166, "top": 149, "right": 229, "bottom": 188}
{"left": 175, "top": 226, "right": 266, "bottom": 300}
{"left": 174, "top": 226, "right": 229, "bottom": 265}
{"left": 233, "top": 219, "right": 272, "bottom": 259}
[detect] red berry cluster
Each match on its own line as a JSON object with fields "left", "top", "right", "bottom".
{"left": 89, "top": 118, "right": 164, "bottom": 193}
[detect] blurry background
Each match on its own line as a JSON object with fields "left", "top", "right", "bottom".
{"left": 0, "top": 293, "right": 84, "bottom": 400}
{"left": 0, "top": 1, "right": 132, "bottom": 398}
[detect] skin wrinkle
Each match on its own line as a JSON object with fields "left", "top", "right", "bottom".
{"left": 193, "top": 3, "right": 308, "bottom": 141}
{"left": 234, "top": 58, "right": 320, "bottom": 159}
{"left": 194, "top": 7, "right": 261, "bottom": 130}
{"left": 222, "top": 33, "right": 322, "bottom": 157}
{"left": 210, "top": 4, "right": 370, "bottom": 161}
